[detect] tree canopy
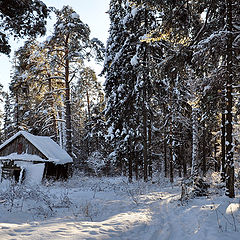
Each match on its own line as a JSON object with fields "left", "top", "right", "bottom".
{"left": 0, "top": 0, "right": 49, "bottom": 55}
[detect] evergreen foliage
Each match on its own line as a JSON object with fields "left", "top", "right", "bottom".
{"left": 0, "top": 1, "right": 239, "bottom": 198}
{"left": 0, "top": 0, "right": 49, "bottom": 54}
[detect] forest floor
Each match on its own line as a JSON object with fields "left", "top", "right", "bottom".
{"left": 0, "top": 173, "right": 240, "bottom": 240}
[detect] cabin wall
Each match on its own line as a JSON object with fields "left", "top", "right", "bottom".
{"left": 44, "top": 162, "right": 70, "bottom": 180}
{"left": 0, "top": 135, "right": 47, "bottom": 160}
{"left": 0, "top": 160, "right": 45, "bottom": 184}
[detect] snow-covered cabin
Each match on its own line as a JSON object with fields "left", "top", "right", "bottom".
{"left": 0, "top": 131, "right": 73, "bottom": 184}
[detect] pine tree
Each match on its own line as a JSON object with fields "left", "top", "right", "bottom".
{"left": 71, "top": 67, "right": 105, "bottom": 163}
{"left": 104, "top": 0, "right": 160, "bottom": 181}
{"left": 103, "top": 0, "right": 129, "bottom": 176}
{"left": 0, "top": 0, "right": 49, "bottom": 54}
{"left": 45, "top": 5, "right": 104, "bottom": 156}
{"left": 9, "top": 39, "right": 60, "bottom": 138}
{"left": 192, "top": 0, "right": 239, "bottom": 197}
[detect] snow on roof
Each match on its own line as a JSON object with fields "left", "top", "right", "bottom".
{"left": 0, "top": 153, "right": 49, "bottom": 162}
{"left": 0, "top": 131, "right": 73, "bottom": 164}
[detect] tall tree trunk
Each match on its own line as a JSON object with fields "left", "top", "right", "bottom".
{"left": 191, "top": 105, "right": 199, "bottom": 179}
{"left": 65, "top": 34, "right": 73, "bottom": 157}
{"left": 225, "top": 0, "right": 235, "bottom": 198}
{"left": 142, "top": 5, "right": 150, "bottom": 182}
{"left": 214, "top": 139, "right": 218, "bottom": 172}
{"left": 164, "top": 130, "right": 168, "bottom": 177}
{"left": 148, "top": 117, "right": 152, "bottom": 180}
{"left": 177, "top": 146, "right": 182, "bottom": 177}
{"left": 86, "top": 90, "right": 91, "bottom": 120}
{"left": 135, "top": 151, "right": 139, "bottom": 181}
{"left": 129, "top": 148, "right": 133, "bottom": 182}
{"left": 168, "top": 82, "right": 174, "bottom": 183}
{"left": 48, "top": 78, "right": 58, "bottom": 142}
{"left": 169, "top": 118, "right": 174, "bottom": 183}
{"left": 202, "top": 126, "right": 207, "bottom": 176}
{"left": 221, "top": 112, "right": 226, "bottom": 181}
{"left": 16, "top": 92, "right": 19, "bottom": 129}
{"left": 182, "top": 145, "right": 187, "bottom": 177}
{"left": 143, "top": 101, "right": 148, "bottom": 182}
{"left": 169, "top": 136, "right": 174, "bottom": 183}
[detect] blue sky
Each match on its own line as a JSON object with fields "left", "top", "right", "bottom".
{"left": 0, "top": 0, "right": 110, "bottom": 92}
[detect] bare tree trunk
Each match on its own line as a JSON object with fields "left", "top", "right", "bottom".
{"left": 225, "top": 0, "right": 235, "bottom": 198}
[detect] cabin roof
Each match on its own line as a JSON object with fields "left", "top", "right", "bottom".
{"left": 0, "top": 131, "right": 73, "bottom": 164}
{"left": 0, "top": 153, "right": 49, "bottom": 162}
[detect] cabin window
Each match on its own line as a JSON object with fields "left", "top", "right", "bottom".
{"left": 18, "top": 143, "right": 23, "bottom": 154}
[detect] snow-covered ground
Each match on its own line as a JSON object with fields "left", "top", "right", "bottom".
{"left": 0, "top": 174, "right": 240, "bottom": 240}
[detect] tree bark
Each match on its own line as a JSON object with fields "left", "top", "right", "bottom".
{"left": 148, "top": 117, "right": 152, "bottom": 180}
{"left": 86, "top": 90, "right": 91, "bottom": 120}
{"left": 48, "top": 78, "right": 58, "bottom": 143}
{"left": 225, "top": 0, "right": 235, "bottom": 198}
{"left": 191, "top": 105, "right": 199, "bottom": 179}
{"left": 65, "top": 34, "right": 73, "bottom": 157}
{"left": 169, "top": 118, "right": 174, "bottom": 183}
{"left": 221, "top": 112, "right": 226, "bottom": 181}
{"left": 142, "top": 7, "right": 148, "bottom": 182}
{"left": 129, "top": 148, "right": 133, "bottom": 182}
{"left": 143, "top": 101, "right": 148, "bottom": 182}
{"left": 202, "top": 126, "right": 207, "bottom": 176}
{"left": 182, "top": 145, "right": 187, "bottom": 177}
{"left": 164, "top": 130, "right": 168, "bottom": 177}
{"left": 135, "top": 151, "right": 139, "bottom": 181}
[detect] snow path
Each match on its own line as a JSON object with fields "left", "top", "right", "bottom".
{"left": 0, "top": 179, "right": 240, "bottom": 240}
{"left": 146, "top": 188, "right": 240, "bottom": 240}
{"left": 0, "top": 201, "right": 153, "bottom": 239}
{"left": 0, "top": 189, "right": 178, "bottom": 240}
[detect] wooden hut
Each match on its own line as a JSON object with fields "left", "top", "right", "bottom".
{"left": 0, "top": 131, "right": 73, "bottom": 183}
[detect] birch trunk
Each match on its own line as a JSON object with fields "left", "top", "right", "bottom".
{"left": 191, "top": 105, "right": 199, "bottom": 178}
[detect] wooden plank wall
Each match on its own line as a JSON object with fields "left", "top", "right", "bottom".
{"left": 0, "top": 135, "right": 47, "bottom": 160}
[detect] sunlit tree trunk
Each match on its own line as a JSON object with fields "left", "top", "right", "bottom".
{"left": 47, "top": 78, "right": 58, "bottom": 142}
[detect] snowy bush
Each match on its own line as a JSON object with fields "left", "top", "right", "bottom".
{"left": 86, "top": 151, "right": 110, "bottom": 176}
{"left": 53, "top": 189, "right": 72, "bottom": 208}
{"left": 0, "top": 180, "right": 55, "bottom": 218}
{"left": 81, "top": 201, "right": 100, "bottom": 221}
